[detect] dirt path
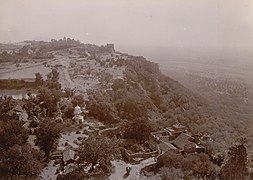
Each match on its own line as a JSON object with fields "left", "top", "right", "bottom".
{"left": 109, "top": 158, "right": 156, "bottom": 180}
{"left": 55, "top": 56, "right": 76, "bottom": 90}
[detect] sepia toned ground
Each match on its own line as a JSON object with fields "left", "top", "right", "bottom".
{"left": 0, "top": 60, "right": 52, "bottom": 80}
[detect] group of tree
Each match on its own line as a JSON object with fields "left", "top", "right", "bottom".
{"left": 56, "top": 135, "right": 121, "bottom": 179}
{"left": 157, "top": 151, "right": 219, "bottom": 179}
{"left": 156, "top": 142, "right": 250, "bottom": 180}
{"left": 123, "top": 117, "right": 155, "bottom": 143}
{"left": 0, "top": 68, "right": 65, "bottom": 178}
{"left": 0, "top": 120, "right": 43, "bottom": 179}
{"left": 0, "top": 46, "right": 29, "bottom": 63}
{"left": 35, "top": 119, "right": 62, "bottom": 157}
{"left": 39, "top": 37, "right": 81, "bottom": 52}
{"left": 76, "top": 135, "right": 121, "bottom": 174}
{"left": 87, "top": 89, "right": 119, "bottom": 124}
{"left": 36, "top": 69, "right": 62, "bottom": 117}
{"left": 0, "top": 96, "right": 18, "bottom": 121}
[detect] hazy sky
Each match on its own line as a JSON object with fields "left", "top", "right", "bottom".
{"left": 1, "top": 0, "right": 253, "bottom": 60}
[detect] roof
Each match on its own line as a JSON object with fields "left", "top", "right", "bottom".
{"left": 63, "top": 149, "right": 75, "bottom": 162}
{"left": 64, "top": 163, "right": 77, "bottom": 174}
{"left": 13, "top": 105, "right": 24, "bottom": 112}
{"left": 172, "top": 133, "right": 192, "bottom": 150}
{"left": 172, "top": 124, "right": 186, "bottom": 130}
{"left": 151, "top": 130, "right": 168, "bottom": 137}
{"left": 160, "top": 136, "right": 172, "bottom": 143}
{"left": 158, "top": 142, "right": 177, "bottom": 152}
{"left": 165, "top": 128, "right": 175, "bottom": 132}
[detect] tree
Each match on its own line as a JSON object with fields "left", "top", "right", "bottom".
{"left": 0, "top": 144, "right": 43, "bottom": 179}
{"left": 0, "top": 120, "right": 29, "bottom": 150}
{"left": 123, "top": 117, "right": 154, "bottom": 143}
{"left": 77, "top": 135, "right": 120, "bottom": 174}
{"left": 35, "top": 72, "right": 44, "bottom": 86}
{"left": 63, "top": 88, "right": 74, "bottom": 98}
{"left": 87, "top": 90, "right": 119, "bottom": 123}
{"left": 56, "top": 169, "right": 88, "bottom": 180}
{"left": 157, "top": 151, "right": 183, "bottom": 169}
{"left": 35, "top": 120, "right": 62, "bottom": 156}
{"left": 181, "top": 153, "right": 218, "bottom": 179}
{"left": 117, "top": 93, "right": 149, "bottom": 120}
{"left": 159, "top": 167, "right": 184, "bottom": 180}
{"left": 47, "top": 69, "right": 60, "bottom": 83}
{"left": 157, "top": 152, "right": 218, "bottom": 179}
{"left": 0, "top": 97, "right": 18, "bottom": 121}
{"left": 45, "top": 69, "right": 61, "bottom": 90}
{"left": 37, "top": 86, "right": 61, "bottom": 117}
{"left": 71, "top": 94, "right": 85, "bottom": 107}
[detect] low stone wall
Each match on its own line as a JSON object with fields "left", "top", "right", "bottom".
{"left": 122, "top": 148, "right": 158, "bottom": 163}
{"left": 128, "top": 151, "right": 158, "bottom": 159}
{"left": 98, "top": 126, "right": 120, "bottom": 136}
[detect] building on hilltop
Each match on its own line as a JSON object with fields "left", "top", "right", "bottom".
{"left": 105, "top": 44, "right": 115, "bottom": 53}
{"left": 99, "top": 44, "right": 115, "bottom": 53}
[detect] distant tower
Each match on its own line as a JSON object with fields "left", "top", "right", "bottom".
{"left": 106, "top": 44, "right": 115, "bottom": 53}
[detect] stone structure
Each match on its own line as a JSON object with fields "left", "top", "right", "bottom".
{"left": 63, "top": 148, "right": 75, "bottom": 165}
{"left": 13, "top": 105, "right": 28, "bottom": 122}
{"left": 99, "top": 44, "right": 115, "bottom": 53}
{"left": 151, "top": 124, "right": 206, "bottom": 155}
{"left": 73, "top": 105, "right": 84, "bottom": 124}
{"left": 72, "top": 103, "right": 89, "bottom": 125}
{"left": 56, "top": 109, "right": 63, "bottom": 123}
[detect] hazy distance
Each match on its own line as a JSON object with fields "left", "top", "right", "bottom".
{"left": 1, "top": 0, "right": 253, "bottom": 62}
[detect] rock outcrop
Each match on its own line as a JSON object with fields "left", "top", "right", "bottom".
{"left": 220, "top": 143, "right": 248, "bottom": 180}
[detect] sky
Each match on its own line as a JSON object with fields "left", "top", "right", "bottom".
{"left": 0, "top": 0, "right": 253, "bottom": 61}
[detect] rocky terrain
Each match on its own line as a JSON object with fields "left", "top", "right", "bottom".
{"left": 0, "top": 39, "right": 252, "bottom": 179}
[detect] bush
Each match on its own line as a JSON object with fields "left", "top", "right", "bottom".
{"left": 71, "top": 94, "right": 85, "bottom": 107}
{"left": 87, "top": 90, "right": 119, "bottom": 123}
{"left": 35, "top": 120, "right": 62, "bottom": 156}
{"left": 160, "top": 167, "right": 184, "bottom": 180}
{"left": 37, "top": 86, "right": 61, "bottom": 117}
{"left": 63, "top": 88, "right": 74, "bottom": 98}
{"left": 157, "top": 151, "right": 183, "bottom": 169}
{"left": 0, "top": 145, "right": 43, "bottom": 178}
{"left": 0, "top": 120, "right": 29, "bottom": 150}
{"left": 123, "top": 118, "right": 154, "bottom": 143}
{"left": 77, "top": 135, "right": 120, "bottom": 174}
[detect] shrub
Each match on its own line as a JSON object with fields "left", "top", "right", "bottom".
{"left": 123, "top": 117, "right": 154, "bottom": 143}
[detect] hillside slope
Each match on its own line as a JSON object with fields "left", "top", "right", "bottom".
{"left": 47, "top": 44, "right": 244, "bottom": 151}
{"left": 0, "top": 41, "right": 247, "bottom": 151}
